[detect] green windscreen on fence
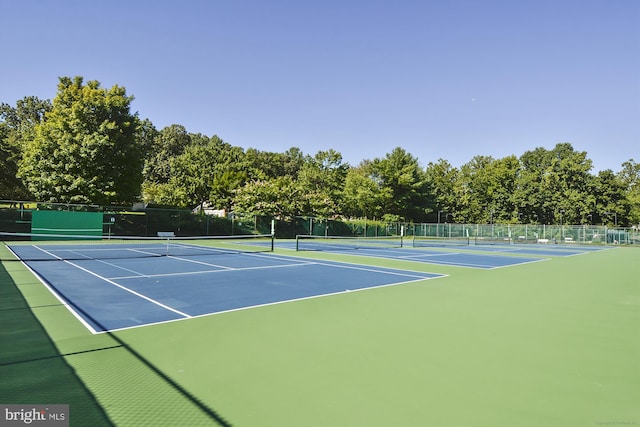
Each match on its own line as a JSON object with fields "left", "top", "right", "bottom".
{"left": 31, "top": 211, "right": 103, "bottom": 239}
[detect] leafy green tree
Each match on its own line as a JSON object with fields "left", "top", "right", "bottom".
{"left": 154, "top": 142, "right": 219, "bottom": 208}
{"left": 0, "top": 96, "right": 52, "bottom": 199}
{"left": 342, "top": 162, "right": 392, "bottom": 219}
{"left": 451, "top": 155, "right": 522, "bottom": 224}
{"left": 244, "top": 147, "right": 305, "bottom": 180}
{"left": 0, "top": 96, "right": 52, "bottom": 137}
{"left": 513, "top": 147, "right": 548, "bottom": 223}
{"left": 297, "top": 149, "right": 349, "bottom": 218}
{"left": 144, "top": 134, "right": 250, "bottom": 210}
{"left": 143, "top": 124, "right": 192, "bottom": 184}
{"left": 19, "top": 77, "right": 143, "bottom": 204}
{"left": 618, "top": 159, "right": 640, "bottom": 225}
{"left": 489, "top": 155, "right": 520, "bottom": 222}
{"left": 514, "top": 143, "right": 594, "bottom": 224}
{"left": 547, "top": 143, "right": 594, "bottom": 224}
{"left": 234, "top": 176, "right": 302, "bottom": 218}
{"left": 136, "top": 118, "right": 159, "bottom": 159}
{"left": 592, "top": 169, "right": 630, "bottom": 226}
{"left": 425, "top": 159, "right": 458, "bottom": 222}
{"left": 208, "top": 138, "right": 249, "bottom": 211}
{"left": 369, "top": 147, "right": 430, "bottom": 221}
{"left": 0, "top": 123, "right": 26, "bottom": 199}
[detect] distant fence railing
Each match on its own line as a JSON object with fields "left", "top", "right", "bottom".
{"left": 1, "top": 200, "right": 638, "bottom": 244}
{"left": 271, "top": 218, "right": 638, "bottom": 245}
{"left": 408, "top": 223, "right": 638, "bottom": 245}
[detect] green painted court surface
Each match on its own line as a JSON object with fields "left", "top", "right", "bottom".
{"left": 1, "top": 246, "right": 639, "bottom": 426}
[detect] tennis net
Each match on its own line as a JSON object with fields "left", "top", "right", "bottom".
{"left": 295, "top": 235, "right": 403, "bottom": 251}
{"left": 412, "top": 236, "right": 470, "bottom": 247}
{"left": 0, "top": 232, "right": 274, "bottom": 262}
{"left": 473, "top": 236, "right": 514, "bottom": 246}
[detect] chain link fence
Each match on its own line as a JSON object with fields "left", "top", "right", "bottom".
{"left": 407, "top": 222, "right": 638, "bottom": 245}
{"left": 1, "top": 200, "right": 638, "bottom": 245}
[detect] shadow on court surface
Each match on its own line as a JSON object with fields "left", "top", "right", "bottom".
{"left": 0, "top": 261, "right": 114, "bottom": 426}
{"left": 0, "top": 260, "right": 234, "bottom": 426}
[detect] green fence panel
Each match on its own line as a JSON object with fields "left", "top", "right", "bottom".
{"left": 31, "top": 210, "right": 103, "bottom": 239}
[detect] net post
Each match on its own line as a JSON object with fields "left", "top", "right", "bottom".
{"left": 271, "top": 220, "right": 275, "bottom": 251}
{"left": 400, "top": 225, "right": 404, "bottom": 248}
{"left": 157, "top": 231, "right": 175, "bottom": 255}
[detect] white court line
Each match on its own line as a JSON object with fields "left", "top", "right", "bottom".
{"left": 111, "top": 254, "right": 441, "bottom": 280}
{"left": 413, "top": 260, "right": 492, "bottom": 268}
{"left": 308, "top": 260, "right": 437, "bottom": 280}
{"left": 489, "top": 257, "right": 550, "bottom": 269}
{"left": 397, "top": 252, "right": 461, "bottom": 259}
{"left": 318, "top": 248, "right": 494, "bottom": 269}
{"left": 64, "top": 250, "right": 272, "bottom": 279}
{"left": 109, "top": 261, "right": 317, "bottom": 280}
{"left": 166, "top": 255, "right": 235, "bottom": 270}
{"left": 93, "top": 258, "right": 148, "bottom": 277}
{"left": 479, "top": 248, "right": 517, "bottom": 254}
{"left": 19, "top": 260, "right": 101, "bottom": 334}
{"left": 66, "top": 260, "right": 191, "bottom": 317}
{"left": 129, "top": 248, "right": 167, "bottom": 256}
{"left": 26, "top": 246, "right": 442, "bottom": 334}
{"left": 292, "top": 247, "right": 552, "bottom": 270}
{"left": 286, "top": 247, "right": 493, "bottom": 269}
{"left": 100, "top": 274, "right": 448, "bottom": 334}
{"left": 33, "top": 246, "right": 191, "bottom": 319}
{"left": 248, "top": 252, "right": 441, "bottom": 279}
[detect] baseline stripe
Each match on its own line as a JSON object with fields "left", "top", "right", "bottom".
{"left": 33, "top": 245, "right": 191, "bottom": 318}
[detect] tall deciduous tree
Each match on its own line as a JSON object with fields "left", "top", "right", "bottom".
{"left": 234, "top": 176, "right": 302, "bottom": 218}
{"left": 0, "top": 122, "right": 25, "bottom": 199}
{"left": 593, "top": 169, "right": 629, "bottom": 226}
{"left": 143, "top": 124, "right": 192, "bottom": 184}
{"left": 0, "top": 97, "right": 52, "bottom": 199}
{"left": 618, "top": 159, "right": 640, "bottom": 225}
{"left": 0, "top": 125, "right": 11, "bottom": 192}
{"left": 454, "top": 155, "right": 519, "bottom": 223}
{"left": 369, "top": 147, "right": 430, "bottom": 221}
{"left": 342, "top": 161, "right": 392, "bottom": 219}
{"left": 19, "top": 77, "right": 143, "bottom": 204}
{"left": 144, "top": 133, "right": 250, "bottom": 211}
{"left": 208, "top": 137, "right": 248, "bottom": 212}
{"left": 297, "top": 149, "right": 349, "bottom": 218}
{"left": 1, "top": 96, "right": 52, "bottom": 137}
{"left": 153, "top": 139, "right": 219, "bottom": 208}
{"left": 514, "top": 143, "right": 594, "bottom": 224}
{"left": 244, "top": 147, "right": 305, "bottom": 180}
{"left": 425, "top": 159, "right": 458, "bottom": 222}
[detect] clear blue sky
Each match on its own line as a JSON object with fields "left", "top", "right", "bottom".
{"left": 2, "top": 0, "right": 638, "bottom": 172}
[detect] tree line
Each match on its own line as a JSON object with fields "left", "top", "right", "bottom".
{"left": 1, "top": 76, "right": 639, "bottom": 226}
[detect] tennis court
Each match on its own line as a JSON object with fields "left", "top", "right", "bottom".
{"left": 288, "top": 235, "right": 550, "bottom": 268}
{"left": 457, "top": 240, "right": 611, "bottom": 257}
{"left": 5, "top": 238, "right": 443, "bottom": 333}
{"left": 2, "top": 231, "right": 638, "bottom": 427}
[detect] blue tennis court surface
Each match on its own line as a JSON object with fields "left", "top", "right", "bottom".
{"left": 281, "top": 236, "right": 610, "bottom": 266}
{"left": 453, "top": 242, "right": 610, "bottom": 257}
{"left": 279, "top": 241, "right": 548, "bottom": 268}
{"left": 16, "top": 249, "right": 442, "bottom": 333}
{"left": 8, "top": 237, "right": 602, "bottom": 334}
{"left": 391, "top": 250, "right": 545, "bottom": 268}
